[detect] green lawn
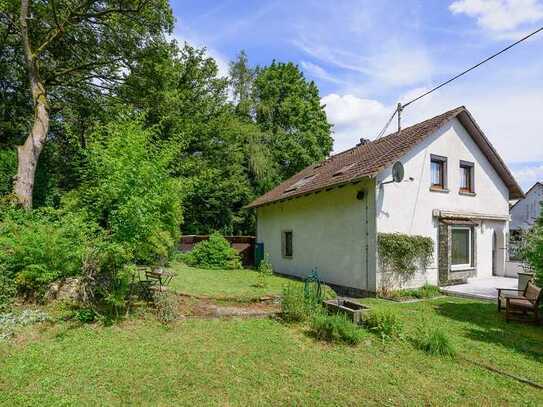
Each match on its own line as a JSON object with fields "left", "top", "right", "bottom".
{"left": 167, "top": 262, "right": 303, "bottom": 301}
{"left": 1, "top": 296, "right": 542, "bottom": 405}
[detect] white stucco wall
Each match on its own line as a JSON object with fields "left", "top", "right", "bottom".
{"left": 511, "top": 183, "right": 542, "bottom": 231}
{"left": 256, "top": 180, "right": 377, "bottom": 292}
{"left": 375, "top": 118, "right": 510, "bottom": 288}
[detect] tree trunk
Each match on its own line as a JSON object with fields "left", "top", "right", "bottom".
{"left": 14, "top": 98, "right": 49, "bottom": 209}
{"left": 14, "top": 0, "right": 50, "bottom": 209}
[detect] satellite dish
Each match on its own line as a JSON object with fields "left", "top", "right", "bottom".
{"left": 392, "top": 161, "right": 404, "bottom": 183}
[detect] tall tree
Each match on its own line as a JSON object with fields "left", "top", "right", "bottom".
{"left": 253, "top": 61, "right": 333, "bottom": 179}
{"left": 229, "top": 50, "right": 255, "bottom": 119}
{"left": 119, "top": 43, "right": 256, "bottom": 234}
{"left": 0, "top": 0, "right": 173, "bottom": 208}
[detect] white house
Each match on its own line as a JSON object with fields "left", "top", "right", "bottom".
{"left": 246, "top": 107, "right": 524, "bottom": 296}
{"left": 511, "top": 182, "right": 543, "bottom": 232}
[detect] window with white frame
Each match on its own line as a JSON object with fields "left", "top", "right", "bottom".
{"left": 451, "top": 226, "right": 472, "bottom": 269}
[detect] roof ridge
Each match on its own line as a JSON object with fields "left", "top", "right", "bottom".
{"left": 324, "top": 105, "right": 466, "bottom": 163}
{"left": 246, "top": 105, "right": 521, "bottom": 209}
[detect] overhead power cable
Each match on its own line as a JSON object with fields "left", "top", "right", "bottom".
{"left": 373, "top": 25, "right": 543, "bottom": 140}
{"left": 403, "top": 25, "right": 543, "bottom": 108}
{"left": 375, "top": 108, "right": 398, "bottom": 139}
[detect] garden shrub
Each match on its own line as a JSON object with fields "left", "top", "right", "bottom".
{"left": 0, "top": 271, "right": 16, "bottom": 312}
{"left": 0, "top": 208, "right": 100, "bottom": 298}
{"left": 80, "top": 241, "right": 135, "bottom": 318}
{"left": 153, "top": 291, "right": 179, "bottom": 324}
{"left": 66, "top": 116, "right": 183, "bottom": 264}
{"left": 0, "top": 148, "right": 16, "bottom": 197}
{"left": 310, "top": 309, "right": 366, "bottom": 345}
{"left": 415, "top": 326, "right": 456, "bottom": 357}
{"left": 184, "top": 232, "right": 242, "bottom": 269}
{"left": 281, "top": 283, "right": 310, "bottom": 322}
{"left": 254, "top": 253, "right": 273, "bottom": 288}
{"left": 75, "top": 308, "right": 96, "bottom": 324}
{"left": 521, "top": 223, "right": 543, "bottom": 287}
{"left": 378, "top": 233, "right": 434, "bottom": 289}
{"left": 364, "top": 309, "right": 403, "bottom": 340}
{"left": 386, "top": 284, "right": 441, "bottom": 300}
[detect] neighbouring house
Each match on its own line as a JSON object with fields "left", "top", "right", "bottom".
{"left": 508, "top": 182, "right": 543, "bottom": 266}
{"left": 246, "top": 106, "right": 524, "bottom": 296}
{"left": 511, "top": 182, "right": 543, "bottom": 232}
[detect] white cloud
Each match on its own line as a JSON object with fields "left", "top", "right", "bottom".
{"left": 449, "top": 0, "right": 543, "bottom": 36}
{"left": 300, "top": 61, "right": 344, "bottom": 84}
{"left": 295, "top": 40, "right": 434, "bottom": 88}
{"left": 511, "top": 163, "right": 543, "bottom": 188}
{"left": 321, "top": 94, "right": 392, "bottom": 152}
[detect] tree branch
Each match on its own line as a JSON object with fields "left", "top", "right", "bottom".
{"left": 34, "top": 0, "right": 152, "bottom": 56}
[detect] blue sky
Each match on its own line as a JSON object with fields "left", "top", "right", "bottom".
{"left": 171, "top": 0, "right": 543, "bottom": 190}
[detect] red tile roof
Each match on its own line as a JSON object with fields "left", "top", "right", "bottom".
{"left": 246, "top": 106, "right": 523, "bottom": 208}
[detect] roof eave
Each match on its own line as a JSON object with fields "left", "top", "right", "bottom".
{"left": 245, "top": 174, "right": 375, "bottom": 209}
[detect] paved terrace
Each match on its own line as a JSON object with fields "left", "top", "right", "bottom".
{"left": 441, "top": 277, "right": 518, "bottom": 301}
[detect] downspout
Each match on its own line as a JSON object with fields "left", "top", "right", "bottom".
{"left": 365, "top": 188, "right": 369, "bottom": 293}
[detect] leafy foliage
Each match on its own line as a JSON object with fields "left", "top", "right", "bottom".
{"left": 75, "top": 308, "right": 96, "bottom": 324}
{"left": 0, "top": 208, "right": 99, "bottom": 297}
{"left": 255, "top": 253, "right": 274, "bottom": 288}
{"left": 310, "top": 309, "right": 366, "bottom": 345}
{"left": 80, "top": 240, "right": 135, "bottom": 318}
{"left": 378, "top": 233, "right": 434, "bottom": 291}
{"left": 253, "top": 61, "right": 333, "bottom": 179}
{"left": 153, "top": 291, "right": 179, "bottom": 324}
{"left": 0, "top": 272, "right": 16, "bottom": 312}
{"left": 385, "top": 284, "right": 441, "bottom": 301}
{"left": 281, "top": 283, "right": 311, "bottom": 323}
{"left": 521, "top": 216, "right": 543, "bottom": 286}
{"left": 0, "top": 148, "right": 16, "bottom": 196}
{"left": 67, "top": 116, "right": 183, "bottom": 264}
{"left": 364, "top": 309, "right": 403, "bottom": 340}
{"left": 183, "top": 232, "right": 242, "bottom": 270}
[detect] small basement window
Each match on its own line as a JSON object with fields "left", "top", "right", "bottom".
{"left": 459, "top": 161, "right": 474, "bottom": 193}
{"left": 430, "top": 154, "right": 447, "bottom": 190}
{"left": 282, "top": 230, "right": 293, "bottom": 258}
{"left": 451, "top": 226, "right": 473, "bottom": 269}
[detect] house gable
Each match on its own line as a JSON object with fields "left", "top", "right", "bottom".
{"left": 375, "top": 117, "right": 512, "bottom": 287}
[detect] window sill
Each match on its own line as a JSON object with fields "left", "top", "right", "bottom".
{"left": 430, "top": 186, "right": 449, "bottom": 193}
{"left": 451, "top": 266, "right": 475, "bottom": 272}
{"left": 459, "top": 190, "right": 476, "bottom": 197}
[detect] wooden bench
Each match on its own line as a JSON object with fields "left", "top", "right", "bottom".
{"left": 498, "top": 281, "right": 542, "bottom": 323}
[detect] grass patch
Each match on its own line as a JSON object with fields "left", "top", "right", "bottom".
{"left": 1, "top": 299, "right": 543, "bottom": 405}
{"left": 415, "top": 326, "right": 456, "bottom": 357}
{"left": 167, "top": 262, "right": 303, "bottom": 301}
